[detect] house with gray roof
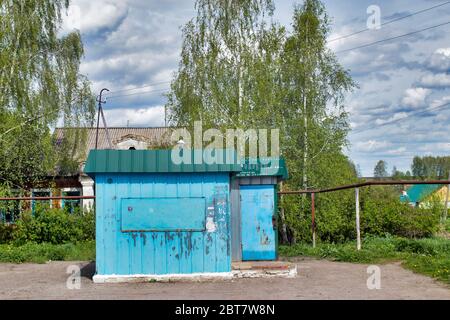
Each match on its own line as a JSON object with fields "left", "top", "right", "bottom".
{"left": 49, "top": 127, "right": 174, "bottom": 210}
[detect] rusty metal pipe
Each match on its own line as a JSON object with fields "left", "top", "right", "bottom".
{"left": 0, "top": 196, "right": 95, "bottom": 201}
{"left": 278, "top": 180, "right": 450, "bottom": 195}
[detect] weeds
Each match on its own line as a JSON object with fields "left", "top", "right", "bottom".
{"left": 280, "top": 236, "right": 450, "bottom": 284}
{"left": 0, "top": 241, "right": 95, "bottom": 264}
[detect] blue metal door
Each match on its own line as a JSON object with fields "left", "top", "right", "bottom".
{"left": 240, "top": 185, "right": 276, "bottom": 261}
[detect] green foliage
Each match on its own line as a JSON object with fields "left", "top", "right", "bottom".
{"left": 167, "top": 0, "right": 357, "bottom": 244}
{"left": 5, "top": 205, "right": 95, "bottom": 245}
{"left": 0, "top": 0, "right": 95, "bottom": 188}
{"left": 283, "top": 185, "right": 443, "bottom": 244}
{"left": 0, "top": 241, "right": 95, "bottom": 264}
{"left": 279, "top": 236, "right": 450, "bottom": 284}
{"left": 373, "top": 160, "right": 388, "bottom": 178}
{"left": 391, "top": 167, "right": 412, "bottom": 180}
{"left": 360, "top": 188, "right": 442, "bottom": 238}
{"left": 404, "top": 254, "right": 450, "bottom": 284}
{"left": 0, "top": 223, "right": 16, "bottom": 243}
{"left": 166, "top": 0, "right": 278, "bottom": 129}
{"left": 412, "top": 156, "right": 450, "bottom": 179}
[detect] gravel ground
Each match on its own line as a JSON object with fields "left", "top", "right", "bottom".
{"left": 0, "top": 258, "right": 448, "bottom": 300}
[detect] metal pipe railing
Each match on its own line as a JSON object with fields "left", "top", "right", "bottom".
{"left": 0, "top": 196, "right": 95, "bottom": 201}
{"left": 278, "top": 179, "right": 450, "bottom": 249}
{"left": 278, "top": 180, "right": 450, "bottom": 195}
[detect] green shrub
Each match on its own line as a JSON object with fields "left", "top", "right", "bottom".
{"left": 361, "top": 196, "right": 441, "bottom": 239}
{"left": 11, "top": 205, "right": 95, "bottom": 245}
{"left": 281, "top": 185, "right": 442, "bottom": 243}
{"left": 0, "top": 223, "right": 16, "bottom": 243}
{"left": 444, "top": 218, "right": 450, "bottom": 233}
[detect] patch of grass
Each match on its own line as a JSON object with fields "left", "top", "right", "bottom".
{"left": 445, "top": 219, "right": 450, "bottom": 233}
{"left": 280, "top": 236, "right": 450, "bottom": 285}
{"left": 0, "top": 241, "right": 95, "bottom": 264}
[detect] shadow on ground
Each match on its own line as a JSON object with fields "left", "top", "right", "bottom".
{"left": 81, "top": 262, "right": 95, "bottom": 280}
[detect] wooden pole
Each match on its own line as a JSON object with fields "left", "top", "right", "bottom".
{"left": 355, "top": 187, "right": 361, "bottom": 251}
{"left": 311, "top": 192, "right": 316, "bottom": 248}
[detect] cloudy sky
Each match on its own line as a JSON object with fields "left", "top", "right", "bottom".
{"left": 62, "top": 0, "right": 450, "bottom": 176}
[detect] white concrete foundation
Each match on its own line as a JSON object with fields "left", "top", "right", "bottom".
{"left": 93, "top": 263, "right": 298, "bottom": 283}
{"left": 93, "top": 272, "right": 234, "bottom": 283}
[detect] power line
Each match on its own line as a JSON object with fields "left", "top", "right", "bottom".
{"left": 106, "top": 80, "right": 171, "bottom": 95}
{"left": 335, "top": 20, "right": 450, "bottom": 54}
{"left": 329, "top": 1, "right": 450, "bottom": 43}
{"left": 352, "top": 101, "right": 450, "bottom": 134}
{"left": 101, "top": 6, "right": 450, "bottom": 100}
{"left": 106, "top": 87, "right": 169, "bottom": 100}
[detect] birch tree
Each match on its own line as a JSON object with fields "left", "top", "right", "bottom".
{"left": 0, "top": 0, "right": 95, "bottom": 188}
{"left": 167, "top": 0, "right": 357, "bottom": 243}
{"left": 280, "top": 0, "right": 355, "bottom": 191}
{"left": 166, "top": 0, "right": 278, "bottom": 130}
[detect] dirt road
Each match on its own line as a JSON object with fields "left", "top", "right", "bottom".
{"left": 0, "top": 258, "right": 448, "bottom": 300}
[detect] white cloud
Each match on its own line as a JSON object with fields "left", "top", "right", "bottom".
{"left": 385, "top": 147, "right": 407, "bottom": 156}
{"left": 103, "top": 107, "right": 165, "bottom": 127}
{"left": 62, "top": 0, "right": 128, "bottom": 34}
{"left": 401, "top": 88, "right": 431, "bottom": 108}
{"left": 418, "top": 143, "right": 450, "bottom": 153}
{"left": 374, "top": 112, "right": 408, "bottom": 125}
{"left": 430, "top": 96, "right": 450, "bottom": 108}
{"left": 428, "top": 48, "right": 450, "bottom": 72}
{"left": 354, "top": 140, "right": 392, "bottom": 152}
{"left": 419, "top": 73, "right": 450, "bottom": 88}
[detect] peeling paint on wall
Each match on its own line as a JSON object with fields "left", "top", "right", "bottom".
{"left": 95, "top": 173, "right": 232, "bottom": 276}
{"left": 206, "top": 217, "right": 216, "bottom": 232}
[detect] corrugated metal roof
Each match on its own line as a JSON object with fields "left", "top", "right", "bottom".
{"left": 53, "top": 127, "right": 174, "bottom": 151}
{"left": 400, "top": 184, "right": 442, "bottom": 203}
{"left": 84, "top": 149, "right": 242, "bottom": 175}
{"left": 237, "top": 158, "right": 288, "bottom": 180}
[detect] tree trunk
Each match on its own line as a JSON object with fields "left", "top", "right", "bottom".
{"left": 302, "top": 93, "right": 308, "bottom": 190}
{"left": 279, "top": 181, "right": 289, "bottom": 244}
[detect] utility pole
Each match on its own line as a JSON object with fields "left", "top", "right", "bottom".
{"left": 95, "top": 88, "right": 113, "bottom": 150}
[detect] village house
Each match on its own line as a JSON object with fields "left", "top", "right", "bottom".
{"left": 26, "top": 127, "right": 174, "bottom": 214}
{"left": 400, "top": 184, "right": 450, "bottom": 208}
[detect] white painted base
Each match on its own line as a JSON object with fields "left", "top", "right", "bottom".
{"left": 232, "top": 265, "right": 297, "bottom": 279}
{"left": 93, "top": 272, "right": 234, "bottom": 283}
{"left": 93, "top": 265, "right": 297, "bottom": 283}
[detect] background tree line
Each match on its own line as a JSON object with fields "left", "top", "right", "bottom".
{"left": 373, "top": 156, "right": 450, "bottom": 180}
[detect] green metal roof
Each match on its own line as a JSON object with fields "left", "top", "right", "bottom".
{"left": 237, "top": 157, "right": 288, "bottom": 180}
{"left": 400, "top": 184, "right": 442, "bottom": 203}
{"left": 84, "top": 149, "right": 242, "bottom": 175}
